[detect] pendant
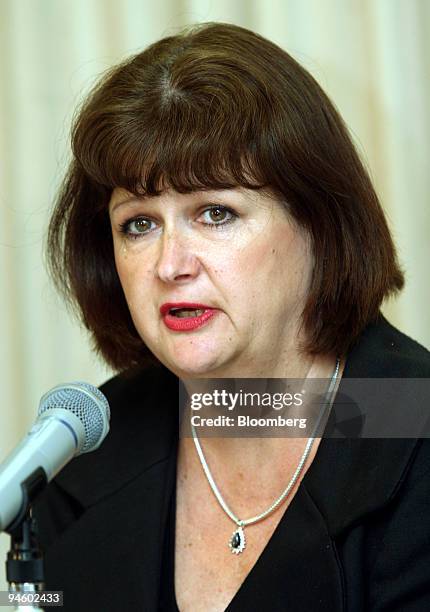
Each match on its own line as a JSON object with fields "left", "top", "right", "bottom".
{"left": 229, "top": 526, "right": 246, "bottom": 554}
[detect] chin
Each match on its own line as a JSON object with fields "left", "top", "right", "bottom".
{"left": 144, "top": 324, "right": 236, "bottom": 377}
{"left": 162, "top": 345, "right": 230, "bottom": 379}
{"left": 168, "top": 356, "right": 222, "bottom": 378}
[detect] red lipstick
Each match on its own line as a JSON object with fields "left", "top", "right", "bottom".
{"left": 160, "top": 302, "right": 217, "bottom": 332}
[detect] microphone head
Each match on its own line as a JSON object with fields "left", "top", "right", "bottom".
{"left": 38, "top": 382, "right": 111, "bottom": 454}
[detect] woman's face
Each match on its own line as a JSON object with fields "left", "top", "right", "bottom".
{"left": 109, "top": 187, "right": 313, "bottom": 378}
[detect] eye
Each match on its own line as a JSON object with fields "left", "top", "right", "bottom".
{"left": 119, "top": 216, "right": 156, "bottom": 238}
{"left": 199, "top": 205, "right": 237, "bottom": 228}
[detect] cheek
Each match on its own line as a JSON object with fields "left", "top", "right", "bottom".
{"left": 276, "top": 237, "right": 313, "bottom": 299}
{"left": 232, "top": 228, "right": 312, "bottom": 304}
{"left": 115, "top": 254, "right": 133, "bottom": 296}
{"left": 225, "top": 227, "right": 299, "bottom": 281}
{"left": 114, "top": 251, "right": 152, "bottom": 313}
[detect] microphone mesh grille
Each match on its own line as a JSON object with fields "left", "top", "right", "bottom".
{"left": 38, "top": 382, "right": 110, "bottom": 453}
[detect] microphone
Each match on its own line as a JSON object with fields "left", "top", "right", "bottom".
{"left": 0, "top": 382, "right": 110, "bottom": 532}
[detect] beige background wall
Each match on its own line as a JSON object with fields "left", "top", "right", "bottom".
{"left": 1, "top": 0, "right": 429, "bottom": 596}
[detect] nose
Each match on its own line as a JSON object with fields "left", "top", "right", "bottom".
{"left": 155, "top": 228, "right": 201, "bottom": 283}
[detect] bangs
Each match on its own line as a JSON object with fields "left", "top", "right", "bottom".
{"left": 72, "top": 87, "right": 269, "bottom": 199}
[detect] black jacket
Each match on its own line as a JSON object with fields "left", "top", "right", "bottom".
{"left": 33, "top": 315, "right": 430, "bottom": 611}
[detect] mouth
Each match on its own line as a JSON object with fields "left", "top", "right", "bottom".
{"left": 160, "top": 302, "right": 213, "bottom": 316}
{"left": 160, "top": 302, "right": 218, "bottom": 331}
{"left": 169, "top": 307, "right": 206, "bottom": 318}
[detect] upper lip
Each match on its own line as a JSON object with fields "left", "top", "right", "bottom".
{"left": 160, "top": 302, "right": 214, "bottom": 316}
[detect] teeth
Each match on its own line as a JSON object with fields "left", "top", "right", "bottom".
{"left": 171, "top": 308, "right": 205, "bottom": 318}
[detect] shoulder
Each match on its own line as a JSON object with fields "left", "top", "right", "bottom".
{"left": 99, "top": 361, "right": 179, "bottom": 455}
{"left": 99, "top": 361, "right": 178, "bottom": 413}
{"left": 344, "top": 313, "right": 430, "bottom": 378}
{"left": 366, "top": 438, "right": 430, "bottom": 609}
{"left": 33, "top": 362, "right": 179, "bottom": 546}
{"left": 306, "top": 315, "right": 430, "bottom": 536}
{"left": 59, "top": 362, "right": 178, "bottom": 500}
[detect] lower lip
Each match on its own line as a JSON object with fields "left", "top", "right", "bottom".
{"left": 163, "top": 309, "right": 217, "bottom": 331}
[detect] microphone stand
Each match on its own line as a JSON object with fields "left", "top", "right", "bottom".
{"left": 4, "top": 468, "right": 47, "bottom": 611}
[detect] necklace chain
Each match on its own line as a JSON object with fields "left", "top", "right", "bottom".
{"left": 191, "top": 358, "right": 340, "bottom": 538}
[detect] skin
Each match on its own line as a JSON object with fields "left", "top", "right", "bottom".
{"left": 108, "top": 186, "right": 315, "bottom": 381}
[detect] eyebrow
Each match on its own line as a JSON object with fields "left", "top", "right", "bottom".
{"left": 109, "top": 187, "right": 244, "bottom": 214}
{"left": 109, "top": 196, "right": 144, "bottom": 214}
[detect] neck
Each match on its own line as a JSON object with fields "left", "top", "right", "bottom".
{"left": 180, "top": 353, "right": 343, "bottom": 462}
{"left": 182, "top": 347, "right": 316, "bottom": 395}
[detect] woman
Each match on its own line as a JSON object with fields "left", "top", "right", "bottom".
{"left": 35, "top": 22, "right": 430, "bottom": 611}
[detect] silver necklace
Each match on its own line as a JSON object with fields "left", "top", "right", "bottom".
{"left": 191, "top": 358, "right": 341, "bottom": 554}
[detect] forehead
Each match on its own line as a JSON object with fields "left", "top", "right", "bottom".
{"left": 108, "top": 185, "right": 281, "bottom": 213}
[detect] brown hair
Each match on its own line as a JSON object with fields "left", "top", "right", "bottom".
{"left": 47, "top": 21, "right": 404, "bottom": 370}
